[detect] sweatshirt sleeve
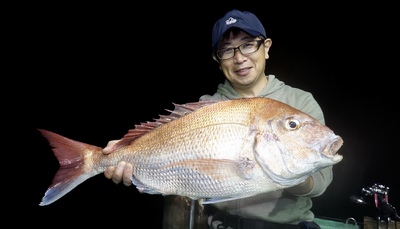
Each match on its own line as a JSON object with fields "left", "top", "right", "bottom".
{"left": 302, "top": 166, "right": 333, "bottom": 197}
{"left": 299, "top": 94, "right": 325, "bottom": 125}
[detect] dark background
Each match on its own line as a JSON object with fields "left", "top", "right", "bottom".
{"left": 14, "top": 2, "right": 399, "bottom": 228}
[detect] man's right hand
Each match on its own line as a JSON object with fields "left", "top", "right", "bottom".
{"left": 103, "top": 140, "right": 134, "bottom": 186}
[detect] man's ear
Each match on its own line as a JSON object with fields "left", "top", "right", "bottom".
{"left": 264, "top": 38, "right": 272, "bottom": 60}
{"left": 212, "top": 53, "right": 220, "bottom": 63}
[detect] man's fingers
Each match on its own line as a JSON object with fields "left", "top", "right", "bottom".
{"left": 122, "top": 163, "right": 133, "bottom": 186}
{"left": 104, "top": 161, "right": 133, "bottom": 186}
{"left": 104, "top": 166, "right": 116, "bottom": 179}
{"left": 112, "top": 161, "right": 126, "bottom": 184}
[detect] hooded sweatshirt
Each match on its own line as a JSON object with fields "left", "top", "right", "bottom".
{"left": 200, "top": 75, "right": 332, "bottom": 224}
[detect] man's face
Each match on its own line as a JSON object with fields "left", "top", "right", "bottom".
{"left": 215, "top": 30, "right": 271, "bottom": 90}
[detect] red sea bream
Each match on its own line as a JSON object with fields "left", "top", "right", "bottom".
{"left": 38, "top": 97, "right": 343, "bottom": 206}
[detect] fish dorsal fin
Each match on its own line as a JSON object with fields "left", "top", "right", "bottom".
{"left": 110, "top": 100, "right": 219, "bottom": 150}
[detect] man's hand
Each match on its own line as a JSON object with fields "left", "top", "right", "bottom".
{"left": 103, "top": 140, "right": 134, "bottom": 186}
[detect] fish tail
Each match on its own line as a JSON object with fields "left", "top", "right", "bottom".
{"left": 38, "top": 129, "right": 103, "bottom": 206}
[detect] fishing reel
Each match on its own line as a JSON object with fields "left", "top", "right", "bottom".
{"left": 350, "top": 183, "right": 399, "bottom": 228}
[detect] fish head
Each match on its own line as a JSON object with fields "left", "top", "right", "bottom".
{"left": 253, "top": 104, "right": 343, "bottom": 186}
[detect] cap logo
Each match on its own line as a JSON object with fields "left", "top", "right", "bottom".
{"left": 225, "top": 17, "right": 237, "bottom": 25}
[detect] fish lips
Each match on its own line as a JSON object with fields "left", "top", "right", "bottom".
{"left": 321, "top": 135, "right": 343, "bottom": 163}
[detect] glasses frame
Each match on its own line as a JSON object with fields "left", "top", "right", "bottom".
{"left": 215, "top": 39, "right": 264, "bottom": 60}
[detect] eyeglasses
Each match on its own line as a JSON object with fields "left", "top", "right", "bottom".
{"left": 215, "top": 40, "right": 264, "bottom": 60}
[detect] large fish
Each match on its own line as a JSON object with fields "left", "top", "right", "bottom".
{"left": 38, "top": 97, "right": 343, "bottom": 206}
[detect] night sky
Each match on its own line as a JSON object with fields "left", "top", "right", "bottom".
{"left": 16, "top": 2, "right": 399, "bottom": 228}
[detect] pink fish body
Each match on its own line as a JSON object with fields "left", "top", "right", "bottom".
{"left": 39, "top": 97, "right": 343, "bottom": 206}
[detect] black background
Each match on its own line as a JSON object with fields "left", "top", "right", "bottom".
{"left": 13, "top": 2, "right": 399, "bottom": 228}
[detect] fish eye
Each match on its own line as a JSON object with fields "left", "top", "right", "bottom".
{"left": 285, "top": 119, "right": 300, "bottom": 130}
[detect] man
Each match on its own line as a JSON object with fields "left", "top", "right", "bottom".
{"left": 103, "top": 9, "right": 329, "bottom": 229}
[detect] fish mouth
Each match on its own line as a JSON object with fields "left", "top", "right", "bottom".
{"left": 322, "top": 135, "right": 344, "bottom": 163}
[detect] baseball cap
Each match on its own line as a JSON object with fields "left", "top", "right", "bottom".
{"left": 212, "top": 10, "right": 267, "bottom": 50}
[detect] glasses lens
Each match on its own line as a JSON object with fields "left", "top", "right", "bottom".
{"left": 217, "top": 49, "right": 233, "bottom": 60}
{"left": 239, "top": 40, "right": 261, "bottom": 55}
{"left": 217, "top": 40, "right": 263, "bottom": 60}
